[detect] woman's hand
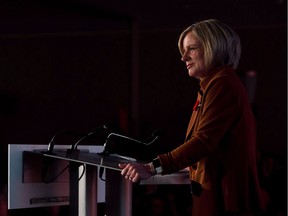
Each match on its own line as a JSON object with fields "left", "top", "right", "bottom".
{"left": 118, "top": 163, "right": 152, "bottom": 183}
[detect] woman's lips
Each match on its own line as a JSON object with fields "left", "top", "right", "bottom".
{"left": 186, "top": 63, "right": 193, "bottom": 69}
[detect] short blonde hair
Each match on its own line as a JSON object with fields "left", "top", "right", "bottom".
{"left": 178, "top": 19, "right": 241, "bottom": 69}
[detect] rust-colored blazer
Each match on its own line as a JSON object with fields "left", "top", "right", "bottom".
{"left": 158, "top": 66, "right": 265, "bottom": 215}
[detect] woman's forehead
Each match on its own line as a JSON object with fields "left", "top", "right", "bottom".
{"left": 183, "top": 32, "right": 200, "bottom": 46}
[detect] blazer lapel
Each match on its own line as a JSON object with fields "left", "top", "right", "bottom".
{"left": 185, "top": 91, "right": 203, "bottom": 139}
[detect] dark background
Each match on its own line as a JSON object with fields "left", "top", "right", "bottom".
{"left": 0, "top": 0, "right": 286, "bottom": 215}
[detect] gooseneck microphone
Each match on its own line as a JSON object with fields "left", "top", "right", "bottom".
{"left": 105, "top": 133, "right": 144, "bottom": 145}
{"left": 101, "top": 129, "right": 164, "bottom": 159}
{"left": 141, "top": 129, "right": 164, "bottom": 145}
{"left": 47, "top": 131, "right": 86, "bottom": 154}
{"left": 71, "top": 125, "right": 108, "bottom": 150}
{"left": 105, "top": 128, "right": 163, "bottom": 146}
{"left": 47, "top": 125, "right": 108, "bottom": 154}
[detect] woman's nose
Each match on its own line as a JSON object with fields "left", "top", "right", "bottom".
{"left": 181, "top": 54, "right": 189, "bottom": 62}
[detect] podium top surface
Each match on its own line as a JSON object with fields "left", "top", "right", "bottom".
{"left": 31, "top": 149, "right": 143, "bottom": 171}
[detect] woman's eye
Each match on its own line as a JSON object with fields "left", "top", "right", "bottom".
{"left": 189, "top": 47, "right": 197, "bottom": 51}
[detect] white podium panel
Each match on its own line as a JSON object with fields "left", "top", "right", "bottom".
{"left": 8, "top": 144, "right": 105, "bottom": 210}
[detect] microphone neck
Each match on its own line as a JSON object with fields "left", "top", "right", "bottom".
{"left": 72, "top": 125, "right": 108, "bottom": 150}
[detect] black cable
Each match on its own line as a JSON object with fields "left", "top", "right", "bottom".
{"left": 78, "top": 164, "right": 86, "bottom": 181}
{"left": 41, "top": 162, "right": 86, "bottom": 183}
{"left": 41, "top": 163, "right": 70, "bottom": 184}
{"left": 99, "top": 167, "right": 105, "bottom": 181}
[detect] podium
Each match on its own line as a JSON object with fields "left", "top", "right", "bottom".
{"left": 8, "top": 144, "right": 190, "bottom": 216}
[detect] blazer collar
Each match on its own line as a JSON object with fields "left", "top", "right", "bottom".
{"left": 199, "top": 65, "right": 234, "bottom": 92}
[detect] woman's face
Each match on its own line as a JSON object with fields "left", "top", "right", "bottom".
{"left": 181, "top": 31, "right": 207, "bottom": 78}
